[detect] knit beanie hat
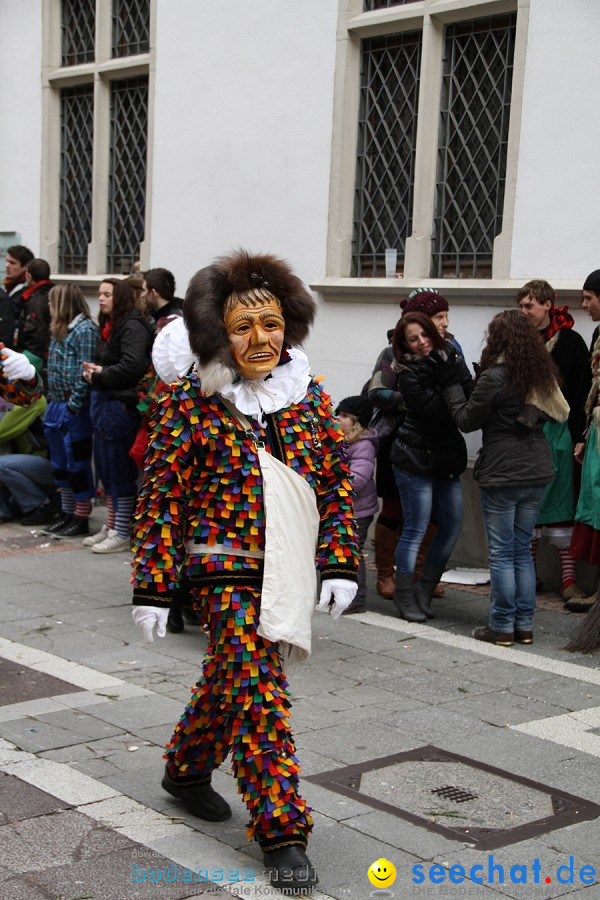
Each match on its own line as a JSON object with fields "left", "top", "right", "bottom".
{"left": 335, "top": 395, "right": 373, "bottom": 428}
{"left": 400, "top": 288, "right": 449, "bottom": 317}
{"left": 583, "top": 270, "right": 600, "bottom": 294}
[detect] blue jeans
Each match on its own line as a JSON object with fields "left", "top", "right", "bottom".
{"left": 393, "top": 468, "right": 463, "bottom": 574}
{"left": 90, "top": 392, "right": 140, "bottom": 500}
{"left": 479, "top": 484, "right": 547, "bottom": 633}
{"left": 0, "top": 454, "right": 55, "bottom": 516}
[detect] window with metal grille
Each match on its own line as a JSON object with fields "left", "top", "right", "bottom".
{"left": 58, "top": 86, "right": 94, "bottom": 274}
{"left": 432, "top": 15, "right": 516, "bottom": 279}
{"left": 107, "top": 77, "right": 148, "bottom": 273}
{"left": 352, "top": 32, "right": 422, "bottom": 277}
{"left": 364, "top": 1, "right": 421, "bottom": 10}
{"left": 61, "top": 0, "right": 95, "bottom": 66}
{"left": 112, "top": 0, "right": 150, "bottom": 58}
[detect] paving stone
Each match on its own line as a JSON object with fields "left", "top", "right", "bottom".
{"left": 0, "top": 657, "right": 83, "bottom": 706}
{"left": 25, "top": 846, "right": 224, "bottom": 898}
{"left": 510, "top": 677, "right": 600, "bottom": 713}
{"left": 0, "top": 875, "right": 50, "bottom": 899}
{"left": 298, "top": 720, "right": 423, "bottom": 765}
{"left": 342, "top": 808, "right": 468, "bottom": 859}
{"left": 0, "top": 773, "right": 70, "bottom": 824}
{"left": 81, "top": 695, "right": 185, "bottom": 731}
{"left": 442, "top": 690, "right": 571, "bottom": 727}
{"left": 386, "top": 706, "right": 492, "bottom": 744}
{"left": 0, "top": 808, "right": 132, "bottom": 874}
{"left": 307, "top": 817, "right": 420, "bottom": 898}
{"left": 330, "top": 683, "right": 428, "bottom": 713}
{"left": 0, "top": 711, "right": 123, "bottom": 752}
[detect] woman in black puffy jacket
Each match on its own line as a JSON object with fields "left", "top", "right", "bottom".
{"left": 431, "top": 310, "right": 568, "bottom": 647}
{"left": 390, "top": 312, "right": 473, "bottom": 622}
{"left": 82, "top": 278, "right": 153, "bottom": 553}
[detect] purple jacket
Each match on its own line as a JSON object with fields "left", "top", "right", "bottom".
{"left": 344, "top": 429, "right": 379, "bottom": 519}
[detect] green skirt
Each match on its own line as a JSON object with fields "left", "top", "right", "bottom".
{"left": 574, "top": 421, "right": 600, "bottom": 530}
{"left": 537, "top": 420, "right": 576, "bottom": 525}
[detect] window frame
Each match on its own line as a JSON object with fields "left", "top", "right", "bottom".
{"left": 40, "top": 0, "right": 156, "bottom": 279}
{"left": 318, "top": 0, "right": 529, "bottom": 303}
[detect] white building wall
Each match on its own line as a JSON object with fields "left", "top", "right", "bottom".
{"left": 510, "top": 0, "right": 600, "bottom": 280}
{"left": 0, "top": 0, "right": 43, "bottom": 254}
{"left": 150, "top": 0, "right": 338, "bottom": 292}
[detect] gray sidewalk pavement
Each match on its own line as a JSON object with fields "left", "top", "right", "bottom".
{"left": 1, "top": 516, "right": 600, "bottom": 900}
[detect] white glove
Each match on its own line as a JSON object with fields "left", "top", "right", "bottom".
{"left": 1, "top": 348, "right": 36, "bottom": 382}
{"left": 318, "top": 579, "right": 358, "bottom": 620}
{"left": 132, "top": 606, "right": 169, "bottom": 642}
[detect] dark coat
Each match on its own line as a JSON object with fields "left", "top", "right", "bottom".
{"left": 547, "top": 327, "right": 591, "bottom": 442}
{"left": 442, "top": 366, "right": 555, "bottom": 487}
{"left": 91, "top": 310, "right": 153, "bottom": 408}
{"left": 0, "top": 288, "right": 16, "bottom": 348}
{"left": 390, "top": 349, "right": 473, "bottom": 479}
{"left": 17, "top": 281, "right": 53, "bottom": 360}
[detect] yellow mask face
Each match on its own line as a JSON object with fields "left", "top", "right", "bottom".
{"left": 224, "top": 299, "right": 285, "bottom": 380}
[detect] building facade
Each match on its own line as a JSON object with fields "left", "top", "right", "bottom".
{"left": 1, "top": 0, "right": 599, "bottom": 568}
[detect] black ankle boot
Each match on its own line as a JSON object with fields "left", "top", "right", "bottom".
{"left": 263, "top": 844, "right": 318, "bottom": 893}
{"left": 415, "top": 562, "right": 445, "bottom": 619}
{"left": 161, "top": 769, "right": 231, "bottom": 821}
{"left": 393, "top": 572, "right": 427, "bottom": 622}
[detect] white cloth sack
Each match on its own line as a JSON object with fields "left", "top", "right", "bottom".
{"left": 258, "top": 447, "right": 319, "bottom": 664}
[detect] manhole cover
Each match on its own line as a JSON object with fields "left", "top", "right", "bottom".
{"left": 306, "top": 745, "right": 600, "bottom": 849}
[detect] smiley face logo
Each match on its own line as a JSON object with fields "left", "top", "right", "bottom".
{"left": 368, "top": 858, "right": 396, "bottom": 888}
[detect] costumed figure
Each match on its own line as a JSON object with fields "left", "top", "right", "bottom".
{"left": 0, "top": 345, "right": 43, "bottom": 407}
{"left": 130, "top": 251, "right": 359, "bottom": 892}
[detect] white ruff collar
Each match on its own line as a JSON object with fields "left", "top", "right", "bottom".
{"left": 219, "top": 348, "right": 311, "bottom": 423}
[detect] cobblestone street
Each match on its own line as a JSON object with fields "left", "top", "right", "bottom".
{"left": 1, "top": 515, "right": 600, "bottom": 899}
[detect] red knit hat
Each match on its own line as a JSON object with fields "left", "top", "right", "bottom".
{"left": 400, "top": 288, "right": 449, "bottom": 317}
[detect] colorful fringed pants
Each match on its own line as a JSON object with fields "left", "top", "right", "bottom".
{"left": 164, "top": 583, "right": 313, "bottom": 848}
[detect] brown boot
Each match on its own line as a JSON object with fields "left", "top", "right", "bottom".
{"left": 374, "top": 523, "right": 398, "bottom": 599}
{"left": 415, "top": 522, "right": 445, "bottom": 597}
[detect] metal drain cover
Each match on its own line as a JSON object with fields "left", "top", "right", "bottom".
{"left": 306, "top": 745, "right": 600, "bottom": 849}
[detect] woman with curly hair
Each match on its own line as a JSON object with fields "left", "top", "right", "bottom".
{"left": 429, "top": 310, "right": 569, "bottom": 646}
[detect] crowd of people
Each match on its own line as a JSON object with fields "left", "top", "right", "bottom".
{"left": 0, "top": 246, "right": 181, "bottom": 551}
{"left": 3, "top": 245, "right": 600, "bottom": 890}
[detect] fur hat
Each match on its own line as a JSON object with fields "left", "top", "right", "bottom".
{"left": 184, "top": 249, "right": 316, "bottom": 394}
{"left": 583, "top": 270, "right": 600, "bottom": 295}
{"left": 335, "top": 395, "right": 373, "bottom": 428}
{"left": 400, "top": 288, "right": 449, "bottom": 317}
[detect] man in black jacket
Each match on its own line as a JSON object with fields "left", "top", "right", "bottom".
{"left": 0, "top": 245, "right": 34, "bottom": 347}
{"left": 517, "top": 279, "right": 591, "bottom": 604}
{"left": 16, "top": 258, "right": 53, "bottom": 366}
{"left": 142, "top": 268, "right": 182, "bottom": 327}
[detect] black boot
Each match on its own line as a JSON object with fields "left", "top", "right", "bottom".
{"left": 393, "top": 572, "right": 427, "bottom": 622}
{"left": 167, "top": 590, "right": 184, "bottom": 633}
{"left": 415, "top": 562, "right": 445, "bottom": 619}
{"left": 263, "top": 844, "right": 318, "bottom": 893}
{"left": 161, "top": 769, "right": 231, "bottom": 821}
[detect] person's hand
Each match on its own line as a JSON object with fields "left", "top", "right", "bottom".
{"left": 1, "top": 348, "right": 36, "bottom": 382}
{"left": 424, "top": 347, "right": 460, "bottom": 387}
{"left": 82, "top": 361, "right": 102, "bottom": 383}
{"left": 317, "top": 579, "right": 358, "bottom": 619}
{"left": 132, "top": 606, "right": 169, "bottom": 642}
{"left": 574, "top": 442, "right": 586, "bottom": 465}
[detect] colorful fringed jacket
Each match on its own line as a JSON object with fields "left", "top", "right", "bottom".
{"left": 132, "top": 374, "right": 359, "bottom": 606}
{"left": 1, "top": 371, "right": 43, "bottom": 407}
